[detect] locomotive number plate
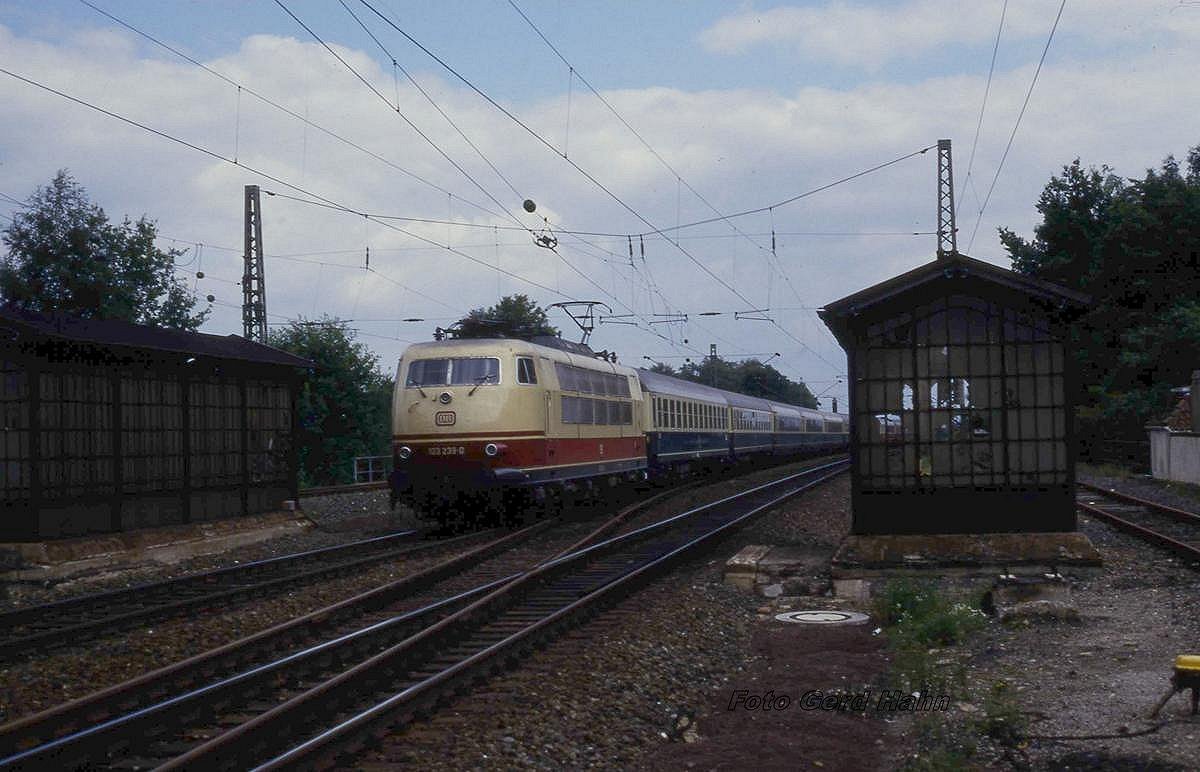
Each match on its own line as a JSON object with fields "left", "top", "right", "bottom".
{"left": 434, "top": 411, "right": 456, "bottom": 426}
{"left": 427, "top": 446, "right": 465, "bottom": 456}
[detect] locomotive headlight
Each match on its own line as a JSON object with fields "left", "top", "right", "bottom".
{"left": 398, "top": 445, "right": 413, "bottom": 460}
{"left": 484, "top": 443, "right": 500, "bottom": 457}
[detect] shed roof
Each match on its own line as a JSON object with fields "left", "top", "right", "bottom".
{"left": 0, "top": 305, "right": 312, "bottom": 368}
{"left": 818, "top": 252, "right": 1089, "bottom": 348}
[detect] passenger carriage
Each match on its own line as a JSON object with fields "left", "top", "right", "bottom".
{"left": 728, "top": 392, "right": 775, "bottom": 460}
{"left": 637, "top": 368, "right": 731, "bottom": 473}
{"left": 768, "top": 400, "right": 806, "bottom": 455}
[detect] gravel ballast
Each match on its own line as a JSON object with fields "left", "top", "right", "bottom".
{"left": 363, "top": 469, "right": 861, "bottom": 769}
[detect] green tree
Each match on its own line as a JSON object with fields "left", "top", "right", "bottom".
{"left": 269, "top": 317, "right": 393, "bottom": 486}
{"left": 1000, "top": 147, "right": 1200, "bottom": 442}
{"left": 1, "top": 170, "right": 208, "bottom": 330}
{"left": 675, "top": 355, "right": 818, "bottom": 407}
{"left": 646, "top": 361, "right": 676, "bottom": 375}
{"left": 451, "top": 294, "right": 558, "bottom": 339}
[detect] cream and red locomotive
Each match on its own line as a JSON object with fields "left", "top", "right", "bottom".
{"left": 390, "top": 336, "right": 846, "bottom": 517}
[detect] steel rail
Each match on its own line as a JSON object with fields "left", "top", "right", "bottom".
{"left": 299, "top": 481, "right": 389, "bottom": 497}
{"left": 0, "top": 472, "right": 716, "bottom": 764}
{"left": 0, "top": 576, "right": 519, "bottom": 769}
{"left": 0, "top": 528, "right": 417, "bottom": 628}
{"left": 166, "top": 459, "right": 848, "bottom": 770}
{"left": 1077, "top": 495, "right": 1200, "bottom": 565}
{"left": 0, "top": 527, "right": 478, "bottom": 661}
{"left": 1077, "top": 481, "right": 1200, "bottom": 526}
{"left": 0, "top": 523, "right": 546, "bottom": 759}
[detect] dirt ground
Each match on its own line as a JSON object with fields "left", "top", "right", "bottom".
{"left": 643, "top": 624, "right": 898, "bottom": 771}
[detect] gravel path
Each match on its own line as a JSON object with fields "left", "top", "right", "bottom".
{"left": 1079, "top": 465, "right": 1200, "bottom": 514}
{"left": 949, "top": 511, "right": 1200, "bottom": 770}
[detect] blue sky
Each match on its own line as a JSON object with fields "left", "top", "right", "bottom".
{"left": 4, "top": 1, "right": 1079, "bottom": 96}
{"left": 2, "top": 1, "right": 1198, "bottom": 409}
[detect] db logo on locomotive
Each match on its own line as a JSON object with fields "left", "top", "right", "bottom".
{"left": 434, "top": 411, "right": 456, "bottom": 426}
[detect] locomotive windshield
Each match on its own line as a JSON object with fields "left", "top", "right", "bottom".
{"left": 406, "top": 357, "right": 500, "bottom": 387}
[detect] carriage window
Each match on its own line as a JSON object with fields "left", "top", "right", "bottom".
{"left": 517, "top": 357, "right": 537, "bottom": 384}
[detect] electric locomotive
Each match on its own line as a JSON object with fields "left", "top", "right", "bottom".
{"left": 390, "top": 336, "right": 648, "bottom": 515}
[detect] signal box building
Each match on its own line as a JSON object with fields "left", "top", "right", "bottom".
{"left": 819, "top": 253, "right": 1088, "bottom": 535}
{"left": 0, "top": 306, "right": 310, "bottom": 541}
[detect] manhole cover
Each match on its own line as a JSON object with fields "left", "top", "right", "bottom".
{"left": 774, "top": 610, "right": 870, "bottom": 625}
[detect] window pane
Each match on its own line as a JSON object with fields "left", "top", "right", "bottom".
{"left": 407, "top": 359, "right": 448, "bottom": 387}
{"left": 517, "top": 357, "right": 537, "bottom": 384}
{"left": 450, "top": 358, "right": 499, "bottom": 385}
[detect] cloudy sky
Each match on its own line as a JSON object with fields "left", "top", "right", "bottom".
{"left": 2, "top": 1, "right": 1198, "bottom": 409}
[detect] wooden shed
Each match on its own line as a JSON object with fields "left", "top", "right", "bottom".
{"left": 0, "top": 306, "right": 310, "bottom": 540}
{"left": 819, "top": 253, "right": 1088, "bottom": 535}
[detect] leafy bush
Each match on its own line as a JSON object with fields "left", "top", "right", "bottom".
{"left": 873, "top": 580, "right": 986, "bottom": 646}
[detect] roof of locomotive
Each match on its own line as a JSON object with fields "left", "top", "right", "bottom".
{"left": 400, "top": 338, "right": 637, "bottom": 376}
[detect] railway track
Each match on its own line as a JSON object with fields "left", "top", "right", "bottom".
{"left": 0, "top": 527, "right": 488, "bottom": 661}
{"left": 299, "top": 480, "right": 389, "bottom": 497}
{"left": 1077, "top": 481, "right": 1200, "bottom": 564}
{"left": 0, "top": 456, "right": 845, "bottom": 769}
{"left": 165, "top": 458, "right": 846, "bottom": 770}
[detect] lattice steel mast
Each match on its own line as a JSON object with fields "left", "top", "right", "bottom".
{"left": 936, "top": 139, "right": 957, "bottom": 259}
{"left": 242, "top": 184, "right": 268, "bottom": 341}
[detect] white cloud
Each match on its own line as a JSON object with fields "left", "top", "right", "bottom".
{"left": 698, "top": 1, "right": 1200, "bottom": 68}
{"left": 1, "top": 11, "right": 1198, "bottom": 411}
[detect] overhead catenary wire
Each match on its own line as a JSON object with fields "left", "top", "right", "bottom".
{"left": 280, "top": 4, "right": 698, "bottom": 358}
{"left": 958, "top": 0, "right": 1009, "bottom": 216}
{"left": 0, "top": 65, "right": 577, "bottom": 301}
{"left": 353, "top": 0, "right": 773, "bottom": 319}
{"left": 506, "top": 0, "right": 828, "bottom": 340}
{"left": 76, "top": 0, "right": 510, "bottom": 224}
{"left": 968, "top": 0, "right": 1067, "bottom": 251}
{"left": 273, "top": 0, "right": 533, "bottom": 235}
{"left": 37, "top": 5, "right": 887, "bottom": 380}
{"left": 368, "top": 0, "right": 930, "bottom": 376}
{"left": 335, "top": 0, "right": 526, "bottom": 203}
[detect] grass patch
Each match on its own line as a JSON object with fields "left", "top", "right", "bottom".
{"left": 1078, "top": 461, "right": 1135, "bottom": 481}
{"left": 873, "top": 583, "right": 1012, "bottom": 768}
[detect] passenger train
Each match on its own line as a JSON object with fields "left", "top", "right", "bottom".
{"left": 390, "top": 336, "right": 847, "bottom": 520}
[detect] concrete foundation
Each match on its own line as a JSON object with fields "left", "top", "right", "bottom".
{"left": 829, "top": 531, "right": 1102, "bottom": 605}
{"left": 724, "top": 544, "right": 834, "bottom": 598}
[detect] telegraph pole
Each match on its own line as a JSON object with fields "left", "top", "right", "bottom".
{"left": 243, "top": 184, "right": 268, "bottom": 342}
{"left": 936, "top": 139, "right": 957, "bottom": 259}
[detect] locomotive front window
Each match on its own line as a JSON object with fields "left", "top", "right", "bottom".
{"left": 406, "top": 357, "right": 500, "bottom": 387}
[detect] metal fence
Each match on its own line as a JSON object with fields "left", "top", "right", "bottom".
{"left": 353, "top": 455, "right": 392, "bottom": 484}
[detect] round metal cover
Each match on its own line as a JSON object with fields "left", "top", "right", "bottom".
{"left": 774, "top": 610, "right": 870, "bottom": 625}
